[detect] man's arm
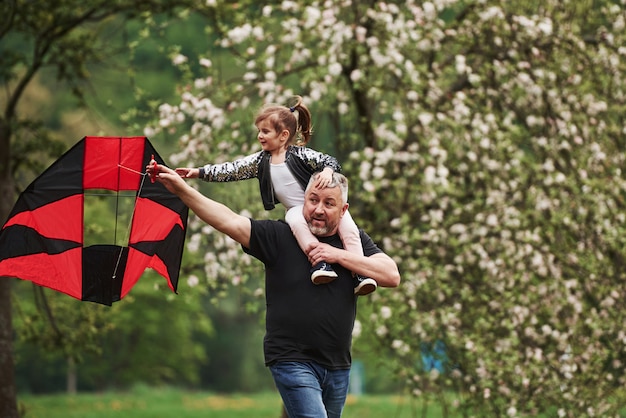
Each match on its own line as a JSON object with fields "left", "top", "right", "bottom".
{"left": 306, "top": 242, "right": 401, "bottom": 288}
{"left": 153, "top": 164, "right": 252, "bottom": 247}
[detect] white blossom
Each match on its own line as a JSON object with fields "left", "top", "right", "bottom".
{"left": 172, "top": 54, "right": 187, "bottom": 65}
{"left": 328, "top": 62, "right": 342, "bottom": 76}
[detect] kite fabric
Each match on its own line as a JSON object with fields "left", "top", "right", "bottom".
{"left": 0, "top": 136, "right": 189, "bottom": 305}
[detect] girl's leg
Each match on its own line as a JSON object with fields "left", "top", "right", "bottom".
{"left": 286, "top": 205, "right": 318, "bottom": 252}
{"left": 286, "top": 206, "right": 337, "bottom": 284}
{"left": 337, "top": 210, "right": 364, "bottom": 256}
{"left": 338, "top": 210, "right": 378, "bottom": 296}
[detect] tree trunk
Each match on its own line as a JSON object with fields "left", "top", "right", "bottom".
{"left": 0, "top": 280, "right": 17, "bottom": 418}
{"left": 0, "top": 117, "right": 18, "bottom": 418}
{"left": 67, "top": 357, "right": 77, "bottom": 394}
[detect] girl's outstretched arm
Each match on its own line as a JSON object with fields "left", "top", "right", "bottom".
{"left": 175, "top": 167, "right": 200, "bottom": 178}
{"left": 154, "top": 165, "right": 252, "bottom": 247}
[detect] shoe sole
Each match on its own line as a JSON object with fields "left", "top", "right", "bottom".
{"left": 311, "top": 275, "right": 337, "bottom": 285}
{"left": 354, "top": 280, "right": 377, "bottom": 296}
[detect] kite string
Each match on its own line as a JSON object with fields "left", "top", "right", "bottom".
{"left": 117, "top": 164, "right": 145, "bottom": 176}
{"left": 111, "top": 165, "right": 149, "bottom": 279}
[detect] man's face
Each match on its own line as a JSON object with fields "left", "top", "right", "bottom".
{"left": 303, "top": 185, "right": 347, "bottom": 237}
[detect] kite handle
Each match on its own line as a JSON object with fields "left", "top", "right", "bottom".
{"left": 149, "top": 154, "right": 159, "bottom": 183}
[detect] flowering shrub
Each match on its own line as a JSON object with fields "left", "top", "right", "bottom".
{"left": 147, "top": 1, "right": 626, "bottom": 416}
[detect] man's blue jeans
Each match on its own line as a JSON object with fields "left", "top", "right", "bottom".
{"left": 269, "top": 361, "right": 351, "bottom": 418}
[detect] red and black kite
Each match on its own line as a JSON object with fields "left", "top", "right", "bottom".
{"left": 0, "top": 136, "right": 189, "bottom": 305}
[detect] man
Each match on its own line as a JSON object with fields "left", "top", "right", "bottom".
{"left": 153, "top": 164, "right": 401, "bottom": 417}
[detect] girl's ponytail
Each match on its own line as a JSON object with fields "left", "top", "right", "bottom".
{"left": 289, "top": 95, "right": 313, "bottom": 146}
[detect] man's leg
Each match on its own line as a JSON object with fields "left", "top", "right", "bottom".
{"left": 270, "top": 362, "right": 351, "bottom": 418}
{"left": 270, "top": 361, "right": 327, "bottom": 418}
{"left": 321, "top": 367, "right": 350, "bottom": 418}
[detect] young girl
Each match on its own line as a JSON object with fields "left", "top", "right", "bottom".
{"left": 175, "top": 96, "right": 377, "bottom": 296}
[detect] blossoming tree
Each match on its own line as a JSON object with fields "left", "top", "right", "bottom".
{"left": 148, "top": 1, "right": 626, "bottom": 416}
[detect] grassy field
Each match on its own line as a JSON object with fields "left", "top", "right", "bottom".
{"left": 18, "top": 387, "right": 453, "bottom": 418}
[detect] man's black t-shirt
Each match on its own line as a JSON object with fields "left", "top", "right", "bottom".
{"left": 243, "top": 219, "right": 382, "bottom": 370}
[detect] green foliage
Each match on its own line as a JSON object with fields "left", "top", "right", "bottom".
{"left": 196, "top": 298, "right": 273, "bottom": 392}
{"left": 1, "top": 2, "right": 221, "bottom": 408}
{"left": 10, "top": 124, "right": 67, "bottom": 190}
{"left": 80, "top": 275, "right": 213, "bottom": 388}
{"left": 13, "top": 275, "right": 213, "bottom": 392}
{"left": 13, "top": 283, "right": 113, "bottom": 364}
{"left": 0, "top": 0, "right": 212, "bottom": 163}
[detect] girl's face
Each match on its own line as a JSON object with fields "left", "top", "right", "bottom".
{"left": 256, "top": 119, "right": 288, "bottom": 154}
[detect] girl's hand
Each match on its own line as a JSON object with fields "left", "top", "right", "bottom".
{"left": 314, "top": 167, "right": 333, "bottom": 189}
{"left": 175, "top": 167, "right": 200, "bottom": 179}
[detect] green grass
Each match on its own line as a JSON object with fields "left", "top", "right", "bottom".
{"left": 18, "top": 387, "right": 452, "bottom": 418}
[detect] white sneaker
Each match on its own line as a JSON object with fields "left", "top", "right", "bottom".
{"left": 354, "top": 276, "right": 377, "bottom": 296}
{"left": 311, "top": 262, "right": 338, "bottom": 284}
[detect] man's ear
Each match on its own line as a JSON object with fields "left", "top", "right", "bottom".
{"left": 341, "top": 203, "right": 349, "bottom": 217}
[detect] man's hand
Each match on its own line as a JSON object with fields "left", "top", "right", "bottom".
{"left": 306, "top": 241, "right": 401, "bottom": 288}
{"left": 306, "top": 242, "right": 342, "bottom": 266}
{"left": 146, "top": 163, "right": 187, "bottom": 194}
